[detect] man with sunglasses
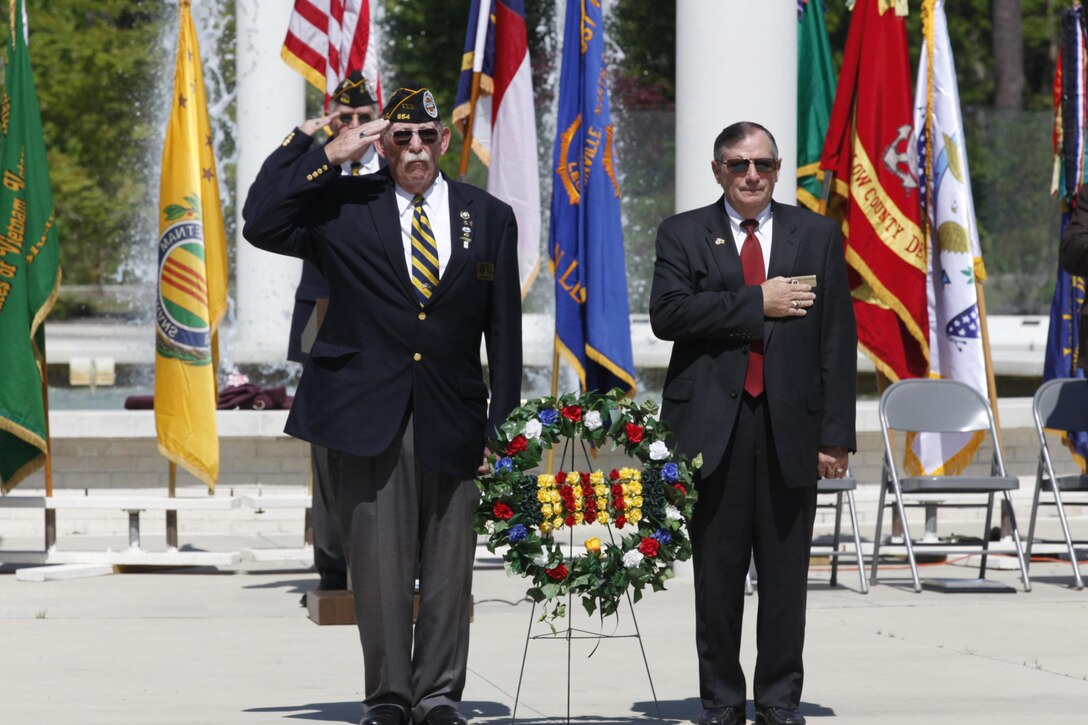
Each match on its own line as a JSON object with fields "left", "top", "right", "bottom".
{"left": 243, "top": 83, "right": 522, "bottom": 725}
{"left": 650, "top": 122, "right": 856, "bottom": 725}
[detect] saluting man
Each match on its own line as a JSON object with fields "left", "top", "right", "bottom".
{"left": 243, "top": 82, "right": 522, "bottom": 725}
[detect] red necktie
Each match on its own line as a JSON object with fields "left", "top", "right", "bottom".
{"left": 740, "top": 219, "right": 765, "bottom": 397}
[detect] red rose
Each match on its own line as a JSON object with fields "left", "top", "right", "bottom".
{"left": 546, "top": 563, "right": 569, "bottom": 580}
{"left": 555, "top": 471, "right": 567, "bottom": 484}
{"left": 506, "top": 435, "right": 528, "bottom": 455}
{"left": 493, "top": 502, "right": 513, "bottom": 520}
{"left": 580, "top": 471, "right": 591, "bottom": 485}
{"left": 564, "top": 515, "right": 576, "bottom": 527}
{"left": 609, "top": 469, "right": 620, "bottom": 480}
{"left": 625, "top": 423, "right": 644, "bottom": 443}
{"left": 562, "top": 405, "right": 582, "bottom": 421}
{"left": 639, "top": 537, "right": 660, "bottom": 557}
{"left": 615, "top": 514, "right": 627, "bottom": 528}
{"left": 614, "top": 498, "right": 626, "bottom": 511}
{"left": 673, "top": 483, "right": 687, "bottom": 495}
{"left": 611, "top": 484, "right": 624, "bottom": 497}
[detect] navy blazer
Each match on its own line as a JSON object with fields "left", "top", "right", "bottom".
{"left": 242, "top": 136, "right": 522, "bottom": 478}
{"left": 649, "top": 198, "right": 857, "bottom": 486}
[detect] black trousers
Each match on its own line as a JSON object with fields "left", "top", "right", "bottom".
{"left": 690, "top": 394, "right": 817, "bottom": 710}
{"left": 310, "top": 444, "right": 347, "bottom": 588}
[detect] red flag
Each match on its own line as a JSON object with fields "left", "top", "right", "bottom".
{"left": 281, "top": 0, "right": 381, "bottom": 107}
{"left": 820, "top": 0, "right": 928, "bottom": 381}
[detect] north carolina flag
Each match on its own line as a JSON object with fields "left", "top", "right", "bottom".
{"left": 0, "top": 1, "right": 61, "bottom": 492}
{"left": 907, "top": 0, "right": 988, "bottom": 476}
{"left": 820, "top": 0, "right": 929, "bottom": 382}
{"left": 549, "top": 0, "right": 635, "bottom": 396}
{"left": 282, "top": 0, "right": 382, "bottom": 107}
{"left": 1044, "top": 5, "right": 1088, "bottom": 468}
{"left": 453, "top": 0, "right": 541, "bottom": 296}
{"left": 154, "top": 0, "right": 228, "bottom": 489}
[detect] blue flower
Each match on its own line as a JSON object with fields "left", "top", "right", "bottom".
{"left": 508, "top": 524, "right": 528, "bottom": 543}
{"left": 661, "top": 462, "right": 680, "bottom": 482}
{"left": 653, "top": 528, "right": 672, "bottom": 545}
{"left": 494, "top": 457, "right": 514, "bottom": 473}
{"left": 538, "top": 408, "right": 559, "bottom": 426}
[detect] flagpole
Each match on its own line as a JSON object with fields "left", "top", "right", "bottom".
{"left": 974, "top": 281, "right": 1015, "bottom": 537}
{"left": 41, "top": 344, "right": 56, "bottom": 550}
{"left": 167, "top": 462, "right": 178, "bottom": 549}
{"left": 545, "top": 339, "right": 560, "bottom": 475}
{"left": 458, "top": 72, "right": 482, "bottom": 180}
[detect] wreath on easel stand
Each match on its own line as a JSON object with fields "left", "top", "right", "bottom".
{"left": 474, "top": 388, "right": 701, "bottom": 622}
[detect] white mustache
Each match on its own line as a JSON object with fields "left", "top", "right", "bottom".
{"left": 403, "top": 151, "right": 430, "bottom": 163}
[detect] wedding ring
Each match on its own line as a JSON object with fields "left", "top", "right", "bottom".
{"left": 791, "top": 299, "right": 799, "bottom": 309}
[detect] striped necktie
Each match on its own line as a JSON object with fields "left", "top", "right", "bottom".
{"left": 410, "top": 194, "right": 439, "bottom": 305}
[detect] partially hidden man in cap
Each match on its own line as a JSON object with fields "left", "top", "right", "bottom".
{"left": 243, "top": 82, "right": 522, "bottom": 725}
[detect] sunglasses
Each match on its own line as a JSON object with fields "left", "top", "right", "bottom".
{"left": 721, "top": 157, "right": 778, "bottom": 174}
{"left": 337, "top": 112, "right": 374, "bottom": 125}
{"left": 390, "top": 128, "right": 441, "bottom": 146}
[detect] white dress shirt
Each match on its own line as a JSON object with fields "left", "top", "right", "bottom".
{"left": 393, "top": 173, "right": 452, "bottom": 278}
{"left": 724, "top": 200, "right": 774, "bottom": 278}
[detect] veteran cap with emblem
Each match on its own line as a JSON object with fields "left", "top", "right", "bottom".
{"left": 382, "top": 82, "right": 441, "bottom": 123}
{"left": 331, "top": 70, "right": 377, "bottom": 108}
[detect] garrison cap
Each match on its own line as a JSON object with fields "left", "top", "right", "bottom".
{"left": 381, "top": 82, "right": 440, "bottom": 123}
{"left": 331, "top": 71, "right": 377, "bottom": 108}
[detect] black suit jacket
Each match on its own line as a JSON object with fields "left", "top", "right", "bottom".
{"left": 242, "top": 135, "right": 522, "bottom": 478}
{"left": 649, "top": 198, "right": 856, "bottom": 486}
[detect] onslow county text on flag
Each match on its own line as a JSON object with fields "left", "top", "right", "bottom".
{"left": 548, "top": 0, "right": 635, "bottom": 396}
{"left": 154, "top": 0, "right": 228, "bottom": 489}
{"left": 0, "top": 0, "right": 61, "bottom": 492}
{"left": 819, "top": 0, "right": 929, "bottom": 382}
{"left": 454, "top": 0, "right": 541, "bottom": 296}
{"left": 282, "top": 0, "right": 382, "bottom": 105}
{"left": 1043, "top": 4, "right": 1088, "bottom": 469}
{"left": 906, "top": 0, "right": 988, "bottom": 476}
{"left": 796, "top": 0, "right": 836, "bottom": 213}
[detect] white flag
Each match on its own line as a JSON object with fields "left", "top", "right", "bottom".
{"left": 908, "top": 0, "right": 989, "bottom": 475}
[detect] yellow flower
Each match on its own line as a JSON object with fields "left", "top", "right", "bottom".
{"left": 540, "top": 521, "right": 552, "bottom": 534}
{"left": 550, "top": 490, "right": 561, "bottom": 503}
{"left": 632, "top": 496, "right": 644, "bottom": 508}
{"left": 574, "top": 512, "right": 584, "bottom": 524}
{"left": 541, "top": 503, "right": 553, "bottom": 518}
{"left": 537, "top": 489, "right": 550, "bottom": 503}
{"left": 594, "top": 484, "right": 608, "bottom": 497}
{"left": 628, "top": 481, "right": 643, "bottom": 495}
{"left": 537, "top": 474, "right": 554, "bottom": 488}
{"left": 590, "top": 471, "right": 604, "bottom": 485}
{"left": 552, "top": 517, "right": 564, "bottom": 530}
{"left": 596, "top": 497, "right": 608, "bottom": 511}
{"left": 628, "top": 509, "right": 642, "bottom": 523}
{"left": 597, "top": 511, "right": 611, "bottom": 524}
{"left": 584, "top": 537, "right": 601, "bottom": 555}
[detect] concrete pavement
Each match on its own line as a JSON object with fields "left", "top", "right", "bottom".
{"left": 1, "top": 547, "right": 1086, "bottom": 725}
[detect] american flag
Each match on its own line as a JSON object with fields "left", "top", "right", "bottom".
{"left": 281, "top": 0, "right": 381, "bottom": 107}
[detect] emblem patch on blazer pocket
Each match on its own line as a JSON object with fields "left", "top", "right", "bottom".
{"left": 476, "top": 262, "right": 495, "bottom": 281}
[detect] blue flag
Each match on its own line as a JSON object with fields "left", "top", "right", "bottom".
{"left": 1044, "top": 6, "right": 1088, "bottom": 468}
{"left": 548, "top": 0, "right": 635, "bottom": 396}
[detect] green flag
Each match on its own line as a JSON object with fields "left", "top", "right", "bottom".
{"left": 0, "top": 1, "right": 61, "bottom": 492}
{"left": 797, "top": 0, "right": 836, "bottom": 212}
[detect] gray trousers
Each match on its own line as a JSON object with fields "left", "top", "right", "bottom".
{"left": 323, "top": 415, "right": 479, "bottom": 723}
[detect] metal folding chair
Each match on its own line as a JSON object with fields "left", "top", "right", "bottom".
{"left": 871, "top": 379, "right": 1031, "bottom": 592}
{"left": 1028, "top": 378, "right": 1088, "bottom": 590}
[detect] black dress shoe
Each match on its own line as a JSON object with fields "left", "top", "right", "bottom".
{"left": 422, "top": 705, "right": 467, "bottom": 725}
{"left": 361, "top": 705, "right": 407, "bottom": 725}
{"left": 697, "top": 706, "right": 746, "bottom": 725}
{"left": 755, "top": 706, "right": 805, "bottom": 725}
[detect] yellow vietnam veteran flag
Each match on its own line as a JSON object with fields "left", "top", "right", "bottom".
{"left": 154, "top": 0, "right": 228, "bottom": 489}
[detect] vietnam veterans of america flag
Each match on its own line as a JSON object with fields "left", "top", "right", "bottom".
{"left": 154, "top": 0, "right": 228, "bottom": 489}
{"left": 282, "top": 0, "right": 382, "bottom": 106}
{"left": 907, "top": 0, "right": 988, "bottom": 476}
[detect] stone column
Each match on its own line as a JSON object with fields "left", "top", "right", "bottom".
{"left": 674, "top": 0, "right": 797, "bottom": 213}
{"left": 233, "top": 0, "right": 305, "bottom": 364}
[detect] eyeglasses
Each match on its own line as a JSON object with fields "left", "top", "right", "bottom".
{"left": 390, "top": 128, "right": 440, "bottom": 146}
{"left": 720, "top": 157, "right": 778, "bottom": 175}
{"left": 337, "top": 112, "right": 374, "bottom": 125}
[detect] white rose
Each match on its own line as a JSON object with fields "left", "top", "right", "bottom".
{"left": 665, "top": 505, "right": 682, "bottom": 521}
{"left": 583, "top": 410, "right": 603, "bottom": 431}
{"left": 533, "top": 555, "right": 548, "bottom": 568}
{"left": 649, "top": 441, "right": 670, "bottom": 460}
{"left": 523, "top": 419, "right": 543, "bottom": 440}
{"left": 485, "top": 520, "right": 496, "bottom": 534}
{"left": 622, "top": 550, "right": 645, "bottom": 568}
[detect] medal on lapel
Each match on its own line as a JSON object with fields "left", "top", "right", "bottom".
{"left": 460, "top": 210, "right": 473, "bottom": 249}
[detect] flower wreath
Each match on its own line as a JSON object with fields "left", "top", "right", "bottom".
{"left": 474, "top": 388, "right": 701, "bottom": 620}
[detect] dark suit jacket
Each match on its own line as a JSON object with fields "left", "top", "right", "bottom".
{"left": 649, "top": 198, "right": 856, "bottom": 486}
{"left": 242, "top": 135, "right": 522, "bottom": 478}
{"left": 1060, "top": 183, "right": 1088, "bottom": 370}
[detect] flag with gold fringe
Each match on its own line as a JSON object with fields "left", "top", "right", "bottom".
{"left": 906, "top": 0, "right": 988, "bottom": 475}
{"left": 819, "top": 0, "right": 929, "bottom": 382}
{"left": 796, "top": 0, "right": 836, "bottom": 212}
{"left": 282, "top": 0, "right": 382, "bottom": 106}
{"left": 0, "top": 0, "right": 60, "bottom": 492}
{"left": 549, "top": 0, "right": 635, "bottom": 396}
{"left": 154, "top": 0, "right": 228, "bottom": 489}
{"left": 1043, "top": 3, "right": 1088, "bottom": 469}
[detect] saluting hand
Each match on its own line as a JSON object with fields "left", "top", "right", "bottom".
{"left": 298, "top": 113, "right": 337, "bottom": 137}
{"left": 324, "top": 117, "right": 389, "bottom": 166}
{"left": 762, "top": 277, "right": 814, "bottom": 318}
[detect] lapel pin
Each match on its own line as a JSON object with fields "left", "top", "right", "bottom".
{"left": 714, "top": 237, "right": 727, "bottom": 246}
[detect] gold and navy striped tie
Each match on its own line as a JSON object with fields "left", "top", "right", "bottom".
{"left": 410, "top": 194, "right": 439, "bottom": 305}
